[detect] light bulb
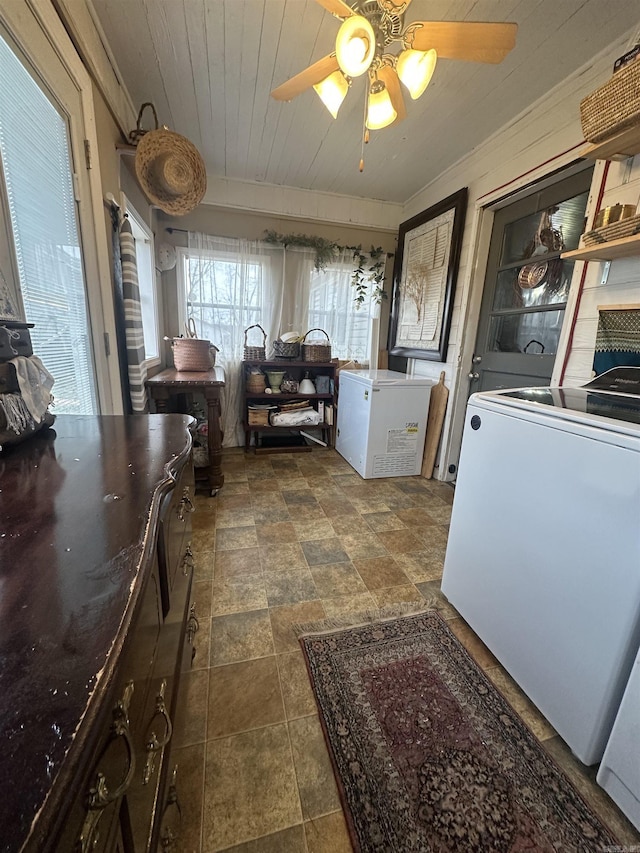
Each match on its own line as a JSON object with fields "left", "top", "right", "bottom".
{"left": 396, "top": 48, "right": 437, "bottom": 100}
{"left": 313, "top": 70, "right": 349, "bottom": 118}
{"left": 335, "top": 15, "right": 375, "bottom": 78}
{"left": 366, "top": 80, "right": 397, "bottom": 130}
{"left": 344, "top": 37, "right": 366, "bottom": 67}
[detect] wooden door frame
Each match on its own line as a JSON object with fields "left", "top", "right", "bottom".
{"left": 444, "top": 160, "right": 595, "bottom": 479}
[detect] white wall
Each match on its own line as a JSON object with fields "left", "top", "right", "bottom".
{"left": 401, "top": 30, "right": 640, "bottom": 480}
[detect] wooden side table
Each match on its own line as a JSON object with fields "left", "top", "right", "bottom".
{"left": 146, "top": 366, "right": 225, "bottom": 495}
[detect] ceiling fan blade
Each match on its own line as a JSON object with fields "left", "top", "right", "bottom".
{"left": 271, "top": 54, "right": 340, "bottom": 102}
{"left": 377, "top": 65, "right": 406, "bottom": 126}
{"left": 313, "top": 0, "right": 354, "bottom": 19}
{"left": 408, "top": 21, "right": 517, "bottom": 63}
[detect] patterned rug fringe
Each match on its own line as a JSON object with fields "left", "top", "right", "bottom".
{"left": 294, "top": 601, "right": 437, "bottom": 638}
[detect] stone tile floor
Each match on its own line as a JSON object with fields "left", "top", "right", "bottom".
{"left": 172, "top": 447, "right": 640, "bottom": 852}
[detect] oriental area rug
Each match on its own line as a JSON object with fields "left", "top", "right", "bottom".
{"left": 299, "top": 610, "right": 619, "bottom": 853}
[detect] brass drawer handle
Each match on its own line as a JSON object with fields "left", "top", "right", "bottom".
{"left": 78, "top": 682, "right": 136, "bottom": 852}
{"left": 181, "top": 543, "right": 194, "bottom": 576}
{"left": 176, "top": 487, "right": 195, "bottom": 522}
{"left": 187, "top": 603, "right": 199, "bottom": 647}
{"left": 143, "top": 679, "right": 173, "bottom": 785}
{"left": 159, "top": 765, "right": 183, "bottom": 852}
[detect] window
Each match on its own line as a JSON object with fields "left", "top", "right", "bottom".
{"left": 179, "top": 248, "right": 264, "bottom": 357}
{"left": 0, "top": 29, "right": 97, "bottom": 414}
{"left": 308, "top": 257, "right": 378, "bottom": 364}
{"left": 124, "top": 200, "right": 159, "bottom": 365}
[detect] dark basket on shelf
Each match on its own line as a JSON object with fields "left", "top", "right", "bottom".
{"left": 301, "top": 328, "right": 331, "bottom": 362}
{"left": 244, "top": 324, "right": 267, "bottom": 360}
{"left": 272, "top": 339, "right": 301, "bottom": 359}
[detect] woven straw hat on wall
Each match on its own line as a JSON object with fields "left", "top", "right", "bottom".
{"left": 131, "top": 104, "right": 206, "bottom": 216}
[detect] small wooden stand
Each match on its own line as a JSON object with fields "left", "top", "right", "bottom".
{"left": 146, "top": 366, "right": 225, "bottom": 494}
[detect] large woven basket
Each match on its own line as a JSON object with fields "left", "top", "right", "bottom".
{"left": 301, "top": 328, "right": 331, "bottom": 362}
{"left": 580, "top": 61, "right": 640, "bottom": 143}
{"left": 244, "top": 324, "right": 267, "bottom": 361}
{"left": 172, "top": 337, "right": 215, "bottom": 371}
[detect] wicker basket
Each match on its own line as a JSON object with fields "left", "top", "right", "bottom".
{"left": 582, "top": 213, "right": 640, "bottom": 246}
{"left": 246, "top": 371, "right": 267, "bottom": 392}
{"left": 580, "top": 61, "right": 640, "bottom": 143}
{"left": 193, "top": 445, "right": 209, "bottom": 468}
{"left": 272, "top": 339, "right": 301, "bottom": 359}
{"left": 301, "top": 328, "right": 331, "bottom": 362}
{"left": 248, "top": 407, "right": 272, "bottom": 426}
{"left": 172, "top": 338, "right": 215, "bottom": 371}
{"left": 244, "top": 324, "right": 267, "bottom": 360}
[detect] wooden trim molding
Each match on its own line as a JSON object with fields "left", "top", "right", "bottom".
{"left": 51, "top": 0, "right": 137, "bottom": 138}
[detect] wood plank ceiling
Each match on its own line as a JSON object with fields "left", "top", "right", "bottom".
{"left": 89, "top": 0, "right": 640, "bottom": 204}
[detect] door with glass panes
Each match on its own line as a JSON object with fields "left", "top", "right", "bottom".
{"left": 0, "top": 9, "right": 109, "bottom": 414}
{"left": 470, "top": 168, "right": 592, "bottom": 394}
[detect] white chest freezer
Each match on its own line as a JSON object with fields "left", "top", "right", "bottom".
{"left": 336, "top": 369, "right": 432, "bottom": 479}
{"left": 441, "top": 366, "right": 640, "bottom": 766}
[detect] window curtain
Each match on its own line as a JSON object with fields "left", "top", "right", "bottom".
{"left": 119, "top": 217, "right": 148, "bottom": 412}
{"left": 186, "top": 232, "right": 285, "bottom": 446}
{"left": 280, "top": 246, "right": 316, "bottom": 336}
{"left": 109, "top": 203, "right": 132, "bottom": 413}
{"left": 308, "top": 247, "right": 383, "bottom": 364}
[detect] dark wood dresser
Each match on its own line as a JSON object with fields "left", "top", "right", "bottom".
{"left": 0, "top": 414, "right": 198, "bottom": 853}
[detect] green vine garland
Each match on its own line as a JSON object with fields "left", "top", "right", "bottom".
{"left": 264, "top": 230, "right": 390, "bottom": 306}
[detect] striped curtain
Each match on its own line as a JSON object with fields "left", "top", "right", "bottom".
{"left": 119, "top": 216, "right": 148, "bottom": 412}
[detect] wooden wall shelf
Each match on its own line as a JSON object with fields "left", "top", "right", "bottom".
{"left": 562, "top": 232, "right": 640, "bottom": 262}
{"left": 581, "top": 124, "right": 640, "bottom": 161}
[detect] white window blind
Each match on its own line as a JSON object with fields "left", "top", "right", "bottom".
{"left": 0, "top": 33, "right": 97, "bottom": 414}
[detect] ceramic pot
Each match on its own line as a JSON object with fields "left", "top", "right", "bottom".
{"left": 298, "top": 371, "right": 316, "bottom": 395}
{"left": 265, "top": 370, "right": 286, "bottom": 392}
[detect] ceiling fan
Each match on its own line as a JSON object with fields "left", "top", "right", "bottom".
{"left": 271, "top": 0, "right": 517, "bottom": 169}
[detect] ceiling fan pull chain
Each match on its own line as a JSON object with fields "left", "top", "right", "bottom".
{"left": 360, "top": 76, "right": 370, "bottom": 172}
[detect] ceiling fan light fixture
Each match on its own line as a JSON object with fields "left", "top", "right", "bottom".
{"left": 335, "top": 15, "right": 376, "bottom": 77}
{"left": 396, "top": 48, "right": 437, "bottom": 99}
{"left": 366, "top": 80, "right": 397, "bottom": 130}
{"left": 313, "top": 69, "right": 349, "bottom": 118}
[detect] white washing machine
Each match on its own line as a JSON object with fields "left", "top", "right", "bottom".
{"left": 597, "top": 644, "right": 640, "bottom": 829}
{"left": 441, "top": 367, "right": 640, "bottom": 766}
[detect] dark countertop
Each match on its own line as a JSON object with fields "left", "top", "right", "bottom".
{"left": 0, "top": 414, "right": 193, "bottom": 852}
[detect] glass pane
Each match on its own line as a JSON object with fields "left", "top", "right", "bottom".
{"left": 0, "top": 34, "right": 97, "bottom": 414}
{"left": 488, "top": 310, "right": 564, "bottom": 355}
{"left": 493, "top": 259, "right": 575, "bottom": 310}
{"left": 501, "top": 191, "right": 589, "bottom": 265}
{"left": 185, "top": 255, "right": 263, "bottom": 358}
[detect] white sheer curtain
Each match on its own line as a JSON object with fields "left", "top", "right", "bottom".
{"left": 183, "top": 233, "right": 285, "bottom": 446}
{"left": 280, "top": 246, "right": 316, "bottom": 337}
{"left": 308, "top": 247, "right": 383, "bottom": 364}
